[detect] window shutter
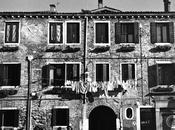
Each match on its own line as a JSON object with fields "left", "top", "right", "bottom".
{"left": 0, "top": 64, "right": 3, "bottom": 86}
{"left": 148, "top": 64, "right": 157, "bottom": 88}
{"left": 0, "top": 111, "right": 2, "bottom": 126}
{"left": 115, "top": 22, "right": 121, "bottom": 44}
{"left": 42, "top": 65, "right": 50, "bottom": 88}
{"left": 56, "top": 23, "right": 63, "bottom": 43}
{"left": 169, "top": 22, "right": 174, "bottom": 43}
{"left": 15, "top": 64, "right": 21, "bottom": 86}
{"left": 96, "top": 23, "right": 101, "bottom": 43}
{"left": 150, "top": 22, "right": 157, "bottom": 44}
{"left": 54, "top": 64, "right": 65, "bottom": 86}
{"left": 14, "top": 110, "right": 19, "bottom": 127}
{"left": 51, "top": 109, "right": 57, "bottom": 126}
{"left": 134, "top": 22, "right": 139, "bottom": 43}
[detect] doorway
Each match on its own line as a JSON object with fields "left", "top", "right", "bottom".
{"left": 89, "top": 105, "right": 116, "bottom": 130}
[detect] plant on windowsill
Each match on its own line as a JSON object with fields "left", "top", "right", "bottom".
{"left": 90, "top": 46, "right": 110, "bottom": 53}
{"left": 45, "top": 46, "right": 62, "bottom": 52}
{"left": 152, "top": 85, "right": 173, "bottom": 92}
{"left": 116, "top": 43, "right": 135, "bottom": 53}
{"left": 150, "top": 43, "right": 172, "bottom": 53}
{"left": 61, "top": 46, "right": 80, "bottom": 53}
{"left": 0, "top": 46, "right": 19, "bottom": 52}
{"left": 0, "top": 86, "right": 18, "bottom": 98}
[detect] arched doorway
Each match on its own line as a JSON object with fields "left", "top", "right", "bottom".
{"left": 89, "top": 105, "right": 117, "bottom": 130}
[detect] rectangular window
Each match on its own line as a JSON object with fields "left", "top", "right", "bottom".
{"left": 5, "top": 22, "right": 19, "bottom": 43}
{"left": 49, "top": 22, "right": 63, "bottom": 44}
{"left": 121, "top": 23, "right": 134, "bottom": 43}
{"left": 157, "top": 64, "right": 175, "bottom": 85}
{"left": 0, "top": 64, "right": 21, "bottom": 86}
{"left": 66, "top": 22, "right": 80, "bottom": 44}
{"left": 95, "top": 23, "right": 109, "bottom": 44}
{"left": 115, "top": 22, "right": 139, "bottom": 44}
{"left": 52, "top": 108, "right": 69, "bottom": 126}
{"left": 0, "top": 109, "right": 19, "bottom": 127}
{"left": 121, "top": 64, "right": 135, "bottom": 81}
{"left": 42, "top": 63, "right": 80, "bottom": 87}
{"left": 150, "top": 22, "right": 174, "bottom": 43}
{"left": 96, "top": 64, "right": 109, "bottom": 82}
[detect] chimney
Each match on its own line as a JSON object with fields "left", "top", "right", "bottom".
{"left": 163, "top": 0, "right": 171, "bottom": 12}
{"left": 98, "top": 0, "right": 103, "bottom": 8}
{"left": 50, "top": 4, "right": 56, "bottom": 12}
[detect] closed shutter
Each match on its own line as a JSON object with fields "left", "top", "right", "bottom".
{"left": 67, "top": 23, "right": 79, "bottom": 43}
{"left": 134, "top": 22, "right": 139, "bottom": 43}
{"left": 42, "top": 65, "right": 50, "bottom": 88}
{"left": 115, "top": 22, "right": 121, "bottom": 44}
{"left": 169, "top": 22, "right": 174, "bottom": 43}
{"left": 54, "top": 64, "right": 65, "bottom": 86}
{"left": 150, "top": 22, "right": 157, "bottom": 44}
{"left": 0, "top": 64, "right": 3, "bottom": 86}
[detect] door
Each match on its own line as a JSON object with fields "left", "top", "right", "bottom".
{"left": 89, "top": 105, "right": 116, "bottom": 130}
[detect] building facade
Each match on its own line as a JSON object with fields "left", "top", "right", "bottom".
{"left": 0, "top": 0, "right": 175, "bottom": 130}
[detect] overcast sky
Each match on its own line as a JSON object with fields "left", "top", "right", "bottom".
{"left": 0, "top": 0, "right": 174, "bottom": 12}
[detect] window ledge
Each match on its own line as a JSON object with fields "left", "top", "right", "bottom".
{"left": 0, "top": 86, "right": 18, "bottom": 90}
{"left": 0, "top": 46, "right": 19, "bottom": 52}
{"left": 90, "top": 46, "right": 110, "bottom": 53}
{"left": 155, "top": 43, "right": 172, "bottom": 46}
{"left": 116, "top": 43, "right": 135, "bottom": 52}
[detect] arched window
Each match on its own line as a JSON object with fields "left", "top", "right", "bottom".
{"left": 125, "top": 107, "right": 134, "bottom": 119}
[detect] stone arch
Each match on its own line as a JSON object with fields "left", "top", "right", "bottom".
{"left": 87, "top": 101, "right": 119, "bottom": 118}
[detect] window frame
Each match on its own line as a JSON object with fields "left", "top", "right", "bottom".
{"left": 156, "top": 61, "right": 173, "bottom": 85}
{"left": 65, "top": 20, "right": 81, "bottom": 45}
{"left": 4, "top": 21, "right": 20, "bottom": 45}
{"left": 48, "top": 21, "right": 64, "bottom": 45}
{"left": 125, "top": 107, "right": 134, "bottom": 120}
{"left": 150, "top": 21, "right": 174, "bottom": 44}
{"left": 94, "top": 21, "right": 110, "bottom": 46}
{"left": 95, "top": 62, "right": 110, "bottom": 82}
{"left": 52, "top": 106, "right": 69, "bottom": 128}
{"left": 0, "top": 62, "right": 21, "bottom": 87}
{"left": 120, "top": 63, "right": 136, "bottom": 82}
{"left": 0, "top": 107, "right": 19, "bottom": 128}
{"left": 47, "top": 62, "right": 81, "bottom": 86}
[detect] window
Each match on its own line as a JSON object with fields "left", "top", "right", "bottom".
{"left": 125, "top": 107, "right": 134, "bottom": 119}
{"left": 0, "top": 109, "right": 19, "bottom": 128}
{"left": 96, "top": 63, "right": 109, "bottom": 82}
{"left": 157, "top": 64, "right": 175, "bottom": 85}
{"left": 49, "top": 22, "right": 63, "bottom": 44}
{"left": 121, "top": 64, "right": 135, "bottom": 81}
{"left": 150, "top": 22, "right": 174, "bottom": 43}
{"left": 115, "top": 22, "right": 139, "bottom": 43}
{"left": 5, "top": 22, "right": 19, "bottom": 43}
{"left": 42, "top": 63, "right": 80, "bottom": 87}
{"left": 148, "top": 63, "right": 175, "bottom": 88}
{"left": 52, "top": 108, "right": 69, "bottom": 127}
{"left": 66, "top": 22, "right": 80, "bottom": 44}
{"left": 95, "top": 22, "right": 109, "bottom": 44}
{"left": 0, "top": 64, "right": 21, "bottom": 86}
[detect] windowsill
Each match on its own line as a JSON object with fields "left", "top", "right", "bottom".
{"left": 119, "top": 43, "right": 135, "bottom": 46}
{"left": 4, "top": 43, "right": 19, "bottom": 45}
{"left": 48, "top": 43, "right": 64, "bottom": 45}
{"left": 155, "top": 43, "right": 171, "bottom": 46}
{"left": 0, "top": 86, "right": 18, "bottom": 90}
{"left": 94, "top": 43, "right": 110, "bottom": 46}
{"left": 1, "top": 126, "right": 18, "bottom": 130}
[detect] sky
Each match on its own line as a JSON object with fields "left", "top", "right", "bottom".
{"left": 0, "top": 0, "right": 175, "bottom": 12}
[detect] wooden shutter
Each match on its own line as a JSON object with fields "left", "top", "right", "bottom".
{"left": 14, "top": 110, "right": 19, "bottom": 127}
{"left": 42, "top": 65, "right": 50, "bottom": 88}
{"left": 0, "top": 64, "right": 3, "bottom": 86}
{"left": 96, "top": 23, "right": 101, "bottom": 43}
{"left": 115, "top": 22, "right": 121, "bottom": 44}
{"left": 54, "top": 64, "right": 65, "bottom": 86}
{"left": 56, "top": 23, "right": 63, "bottom": 43}
{"left": 0, "top": 111, "right": 2, "bottom": 126}
{"left": 169, "top": 22, "right": 174, "bottom": 43}
{"left": 51, "top": 109, "right": 57, "bottom": 126}
{"left": 148, "top": 64, "right": 157, "bottom": 88}
{"left": 134, "top": 22, "right": 139, "bottom": 43}
{"left": 150, "top": 22, "right": 157, "bottom": 44}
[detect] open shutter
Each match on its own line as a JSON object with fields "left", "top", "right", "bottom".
{"left": 14, "top": 110, "right": 19, "bottom": 127}
{"left": 51, "top": 109, "right": 57, "bottom": 126}
{"left": 134, "top": 22, "right": 139, "bottom": 43}
{"left": 150, "top": 22, "right": 157, "bottom": 44}
{"left": 115, "top": 22, "right": 121, "bottom": 44}
{"left": 148, "top": 64, "right": 157, "bottom": 88}
{"left": 169, "top": 22, "right": 174, "bottom": 43}
{"left": 42, "top": 65, "right": 50, "bottom": 88}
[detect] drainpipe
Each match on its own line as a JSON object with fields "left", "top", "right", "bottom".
{"left": 26, "top": 55, "right": 33, "bottom": 130}
{"left": 82, "top": 15, "right": 88, "bottom": 130}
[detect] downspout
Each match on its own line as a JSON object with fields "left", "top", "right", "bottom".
{"left": 82, "top": 15, "right": 88, "bottom": 130}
